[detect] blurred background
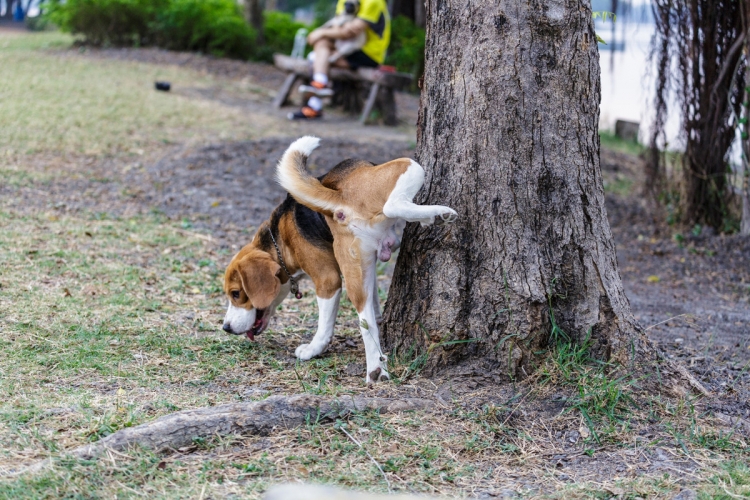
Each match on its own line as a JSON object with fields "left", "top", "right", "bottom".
{"left": 1, "top": 0, "right": 748, "bottom": 234}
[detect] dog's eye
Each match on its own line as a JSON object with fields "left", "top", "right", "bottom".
{"left": 231, "top": 291, "right": 240, "bottom": 300}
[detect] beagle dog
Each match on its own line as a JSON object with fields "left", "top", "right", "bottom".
{"left": 223, "top": 137, "right": 457, "bottom": 384}
{"left": 322, "top": 0, "right": 367, "bottom": 63}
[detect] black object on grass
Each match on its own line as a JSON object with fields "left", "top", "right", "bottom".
{"left": 155, "top": 81, "right": 171, "bottom": 92}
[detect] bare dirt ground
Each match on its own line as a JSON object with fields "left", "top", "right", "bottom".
{"left": 1, "top": 38, "right": 748, "bottom": 497}
{"left": 600, "top": 151, "right": 750, "bottom": 404}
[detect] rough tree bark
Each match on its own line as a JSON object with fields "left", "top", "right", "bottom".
{"left": 742, "top": 0, "right": 750, "bottom": 236}
{"left": 382, "top": 0, "right": 646, "bottom": 379}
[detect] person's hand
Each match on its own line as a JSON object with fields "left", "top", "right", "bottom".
{"left": 307, "top": 28, "right": 326, "bottom": 46}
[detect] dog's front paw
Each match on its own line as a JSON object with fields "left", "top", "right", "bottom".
{"left": 295, "top": 343, "right": 322, "bottom": 361}
{"left": 365, "top": 366, "right": 390, "bottom": 385}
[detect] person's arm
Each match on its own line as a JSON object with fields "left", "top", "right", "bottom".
{"left": 308, "top": 18, "right": 367, "bottom": 45}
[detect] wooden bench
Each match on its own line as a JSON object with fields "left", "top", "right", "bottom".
{"left": 273, "top": 54, "right": 414, "bottom": 125}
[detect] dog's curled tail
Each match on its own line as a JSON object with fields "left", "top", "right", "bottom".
{"left": 276, "top": 136, "right": 342, "bottom": 215}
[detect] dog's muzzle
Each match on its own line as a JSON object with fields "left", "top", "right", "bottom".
{"left": 223, "top": 307, "right": 268, "bottom": 341}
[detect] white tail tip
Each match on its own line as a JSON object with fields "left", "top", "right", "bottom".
{"left": 288, "top": 136, "right": 320, "bottom": 157}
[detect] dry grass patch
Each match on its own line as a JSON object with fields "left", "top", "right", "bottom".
{"left": 0, "top": 31, "right": 263, "bottom": 157}
{"left": 0, "top": 206, "right": 746, "bottom": 498}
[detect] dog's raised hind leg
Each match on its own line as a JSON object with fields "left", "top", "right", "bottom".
{"left": 383, "top": 160, "right": 457, "bottom": 226}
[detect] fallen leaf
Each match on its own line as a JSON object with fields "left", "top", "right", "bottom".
{"left": 63, "top": 288, "right": 72, "bottom": 297}
{"left": 647, "top": 275, "right": 660, "bottom": 283}
{"left": 211, "top": 201, "right": 220, "bottom": 207}
{"left": 85, "top": 231, "right": 93, "bottom": 237}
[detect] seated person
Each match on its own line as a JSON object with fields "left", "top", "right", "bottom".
{"left": 289, "top": 0, "right": 391, "bottom": 120}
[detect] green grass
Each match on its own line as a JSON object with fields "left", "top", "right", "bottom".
{"left": 599, "top": 130, "right": 645, "bottom": 157}
{"left": 0, "top": 29, "right": 748, "bottom": 500}
{"left": 0, "top": 31, "right": 249, "bottom": 156}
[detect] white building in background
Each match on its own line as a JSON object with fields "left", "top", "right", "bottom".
{"left": 594, "top": 0, "right": 682, "bottom": 147}
{"left": 595, "top": 0, "right": 742, "bottom": 167}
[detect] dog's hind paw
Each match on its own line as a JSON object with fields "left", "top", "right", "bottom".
{"left": 435, "top": 210, "right": 458, "bottom": 225}
{"left": 366, "top": 367, "right": 390, "bottom": 385}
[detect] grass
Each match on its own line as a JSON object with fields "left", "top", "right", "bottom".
{"left": 6, "top": 216, "right": 745, "bottom": 500}
{"left": 0, "top": 32, "right": 254, "bottom": 156}
{"left": 599, "top": 130, "right": 645, "bottom": 157}
{"left": 0, "top": 28, "right": 748, "bottom": 499}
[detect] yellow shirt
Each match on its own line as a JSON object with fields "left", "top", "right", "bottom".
{"left": 336, "top": 0, "right": 391, "bottom": 64}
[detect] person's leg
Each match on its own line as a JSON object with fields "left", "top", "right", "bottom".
{"left": 312, "top": 39, "right": 334, "bottom": 81}
{"left": 290, "top": 39, "right": 335, "bottom": 118}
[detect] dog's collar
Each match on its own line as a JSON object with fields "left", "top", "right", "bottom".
{"left": 268, "top": 228, "right": 302, "bottom": 299}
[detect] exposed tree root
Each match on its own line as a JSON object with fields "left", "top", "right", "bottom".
{"left": 10, "top": 394, "right": 432, "bottom": 476}
{"left": 633, "top": 334, "right": 711, "bottom": 397}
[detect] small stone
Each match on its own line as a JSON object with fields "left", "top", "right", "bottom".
{"left": 672, "top": 489, "right": 697, "bottom": 500}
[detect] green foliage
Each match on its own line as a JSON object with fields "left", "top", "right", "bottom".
{"left": 255, "top": 10, "right": 308, "bottom": 63}
{"left": 46, "top": 0, "right": 164, "bottom": 47}
{"left": 45, "top": 0, "right": 256, "bottom": 58}
{"left": 385, "top": 15, "right": 425, "bottom": 86}
{"left": 313, "top": 0, "right": 336, "bottom": 27}
{"left": 592, "top": 11, "right": 616, "bottom": 45}
{"left": 591, "top": 11, "right": 616, "bottom": 22}
{"left": 153, "top": 0, "right": 256, "bottom": 58}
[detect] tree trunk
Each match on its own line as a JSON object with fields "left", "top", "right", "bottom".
{"left": 382, "top": 0, "right": 642, "bottom": 379}
{"left": 390, "top": 0, "right": 425, "bottom": 28}
{"left": 414, "top": 0, "right": 425, "bottom": 28}
{"left": 743, "top": 162, "right": 750, "bottom": 235}
{"left": 245, "top": 0, "right": 265, "bottom": 44}
{"left": 649, "top": 0, "right": 743, "bottom": 231}
{"left": 1, "top": 0, "right": 14, "bottom": 20}
{"left": 742, "top": 2, "right": 750, "bottom": 236}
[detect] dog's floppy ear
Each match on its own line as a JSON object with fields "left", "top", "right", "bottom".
{"left": 237, "top": 257, "right": 282, "bottom": 310}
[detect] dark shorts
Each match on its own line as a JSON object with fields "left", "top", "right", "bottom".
{"left": 345, "top": 50, "right": 379, "bottom": 70}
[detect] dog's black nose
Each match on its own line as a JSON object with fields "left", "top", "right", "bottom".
{"left": 222, "top": 324, "right": 233, "bottom": 333}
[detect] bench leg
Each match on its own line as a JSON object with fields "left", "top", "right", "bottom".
{"left": 377, "top": 86, "right": 398, "bottom": 126}
{"left": 273, "top": 73, "right": 298, "bottom": 109}
{"left": 360, "top": 82, "right": 380, "bottom": 125}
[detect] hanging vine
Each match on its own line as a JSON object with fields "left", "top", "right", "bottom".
{"left": 648, "top": 0, "right": 745, "bottom": 231}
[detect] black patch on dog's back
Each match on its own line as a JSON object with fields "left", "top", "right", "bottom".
{"left": 295, "top": 201, "right": 333, "bottom": 247}
{"left": 258, "top": 195, "right": 333, "bottom": 251}
{"left": 320, "top": 158, "right": 374, "bottom": 189}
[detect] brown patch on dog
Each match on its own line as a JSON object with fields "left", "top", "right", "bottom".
{"left": 331, "top": 230, "right": 368, "bottom": 311}
{"left": 225, "top": 247, "right": 281, "bottom": 310}
{"left": 323, "top": 159, "right": 411, "bottom": 221}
